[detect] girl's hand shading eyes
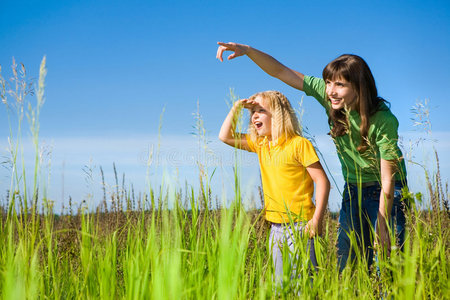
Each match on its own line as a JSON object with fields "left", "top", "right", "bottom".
{"left": 235, "top": 99, "right": 261, "bottom": 110}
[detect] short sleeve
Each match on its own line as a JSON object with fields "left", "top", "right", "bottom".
{"left": 375, "top": 115, "right": 401, "bottom": 160}
{"left": 303, "top": 76, "right": 329, "bottom": 109}
{"left": 294, "top": 137, "right": 320, "bottom": 167}
{"left": 245, "top": 134, "right": 257, "bottom": 153}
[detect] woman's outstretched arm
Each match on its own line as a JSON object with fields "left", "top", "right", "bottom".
{"left": 216, "top": 42, "right": 305, "bottom": 91}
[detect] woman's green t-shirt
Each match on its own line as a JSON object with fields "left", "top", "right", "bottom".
{"left": 303, "top": 75, "right": 407, "bottom": 183}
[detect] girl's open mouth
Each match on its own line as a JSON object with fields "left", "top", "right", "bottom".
{"left": 254, "top": 121, "right": 263, "bottom": 129}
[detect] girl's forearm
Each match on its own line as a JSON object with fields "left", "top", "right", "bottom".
{"left": 218, "top": 102, "right": 241, "bottom": 143}
{"left": 312, "top": 177, "right": 330, "bottom": 222}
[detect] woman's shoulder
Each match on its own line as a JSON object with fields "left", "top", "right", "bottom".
{"left": 370, "top": 104, "right": 400, "bottom": 136}
{"left": 372, "top": 102, "right": 399, "bottom": 126}
{"left": 303, "top": 75, "right": 325, "bottom": 95}
{"left": 303, "top": 76, "right": 329, "bottom": 109}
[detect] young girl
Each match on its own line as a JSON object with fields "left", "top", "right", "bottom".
{"left": 216, "top": 42, "right": 408, "bottom": 272}
{"left": 219, "top": 90, "right": 330, "bottom": 286}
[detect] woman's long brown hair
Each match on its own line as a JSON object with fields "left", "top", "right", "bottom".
{"left": 323, "top": 54, "right": 387, "bottom": 152}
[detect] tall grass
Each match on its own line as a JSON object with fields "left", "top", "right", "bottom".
{"left": 0, "top": 59, "right": 449, "bottom": 299}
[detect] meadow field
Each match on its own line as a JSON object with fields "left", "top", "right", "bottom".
{"left": 1, "top": 59, "right": 449, "bottom": 299}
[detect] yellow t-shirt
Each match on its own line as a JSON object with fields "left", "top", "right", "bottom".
{"left": 246, "top": 135, "right": 319, "bottom": 223}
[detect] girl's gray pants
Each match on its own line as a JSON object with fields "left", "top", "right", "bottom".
{"left": 269, "top": 222, "right": 318, "bottom": 288}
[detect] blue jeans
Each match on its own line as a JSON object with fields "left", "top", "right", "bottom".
{"left": 336, "top": 181, "right": 408, "bottom": 272}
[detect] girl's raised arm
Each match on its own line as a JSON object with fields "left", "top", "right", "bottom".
{"left": 216, "top": 42, "right": 305, "bottom": 91}
{"left": 218, "top": 99, "right": 253, "bottom": 151}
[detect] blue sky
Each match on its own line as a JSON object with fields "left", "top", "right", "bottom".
{"left": 1, "top": 0, "right": 449, "bottom": 211}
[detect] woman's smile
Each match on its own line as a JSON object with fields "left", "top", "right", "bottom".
{"left": 326, "top": 78, "right": 357, "bottom": 110}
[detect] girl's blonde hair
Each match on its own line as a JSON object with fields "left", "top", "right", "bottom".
{"left": 247, "top": 90, "right": 302, "bottom": 142}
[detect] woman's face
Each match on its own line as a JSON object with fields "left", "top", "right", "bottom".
{"left": 325, "top": 77, "right": 358, "bottom": 110}
{"left": 250, "top": 96, "right": 272, "bottom": 139}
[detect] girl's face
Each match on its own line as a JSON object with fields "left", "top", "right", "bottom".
{"left": 325, "top": 77, "right": 358, "bottom": 110}
{"left": 250, "top": 96, "right": 272, "bottom": 139}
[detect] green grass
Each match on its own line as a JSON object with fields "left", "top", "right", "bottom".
{"left": 0, "top": 192, "right": 448, "bottom": 299}
{"left": 0, "top": 59, "right": 449, "bottom": 299}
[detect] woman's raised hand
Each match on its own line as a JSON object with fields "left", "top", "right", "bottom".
{"left": 216, "top": 41, "right": 305, "bottom": 91}
{"left": 216, "top": 42, "right": 250, "bottom": 62}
